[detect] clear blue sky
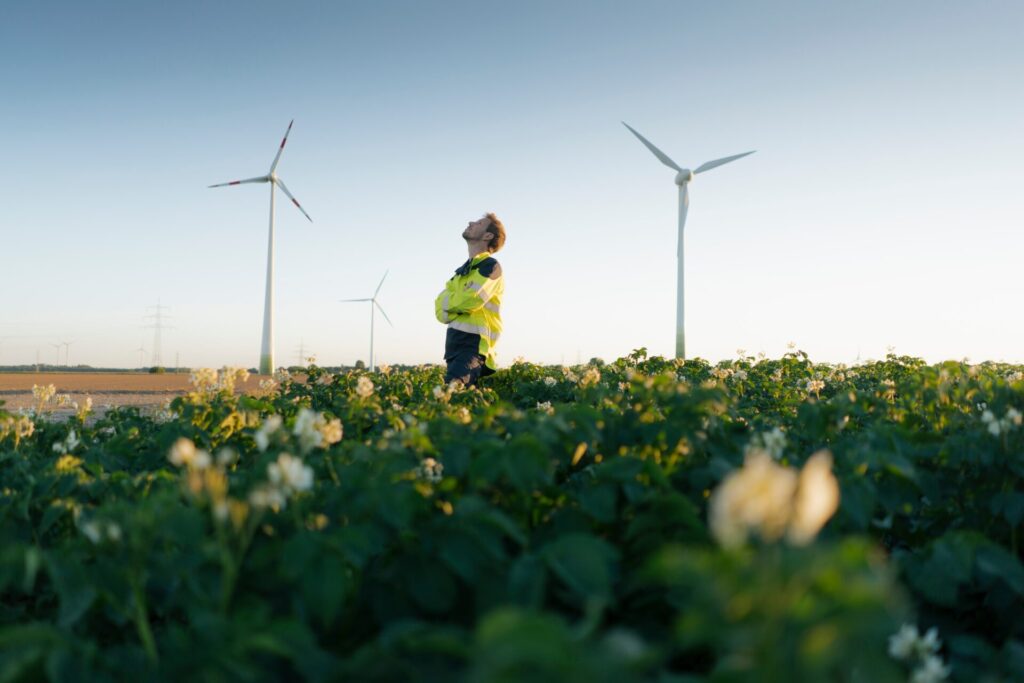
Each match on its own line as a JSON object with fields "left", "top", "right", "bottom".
{"left": 2, "top": 1, "right": 1022, "bottom": 369}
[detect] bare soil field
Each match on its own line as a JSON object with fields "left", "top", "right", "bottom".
{"left": 0, "top": 372, "right": 270, "bottom": 418}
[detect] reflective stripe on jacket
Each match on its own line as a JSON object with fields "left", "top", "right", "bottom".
{"left": 435, "top": 251, "right": 504, "bottom": 370}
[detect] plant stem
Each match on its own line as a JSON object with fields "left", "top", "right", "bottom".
{"left": 130, "top": 575, "right": 159, "bottom": 664}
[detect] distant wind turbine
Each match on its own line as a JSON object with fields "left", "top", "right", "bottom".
{"left": 209, "top": 120, "right": 313, "bottom": 374}
{"left": 622, "top": 122, "right": 754, "bottom": 359}
{"left": 339, "top": 271, "right": 393, "bottom": 372}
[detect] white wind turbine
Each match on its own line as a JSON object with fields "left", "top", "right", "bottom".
{"left": 209, "top": 120, "right": 313, "bottom": 374}
{"left": 623, "top": 122, "right": 754, "bottom": 360}
{"left": 339, "top": 271, "right": 393, "bottom": 372}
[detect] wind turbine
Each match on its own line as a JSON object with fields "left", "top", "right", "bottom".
{"left": 339, "top": 271, "right": 393, "bottom": 372}
{"left": 209, "top": 120, "right": 313, "bottom": 374}
{"left": 61, "top": 340, "right": 75, "bottom": 367}
{"left": 50, "top": 343, "right": 61, "bottom": 367}
{"left": 622, "top": 122, "right": 754, "bottom": 359}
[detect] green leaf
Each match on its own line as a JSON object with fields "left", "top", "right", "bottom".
{"left": 541, "top": 533, "right": 618, "bottom": 604}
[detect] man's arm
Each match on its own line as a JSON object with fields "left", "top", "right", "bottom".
{"left": 447, "top": 262, "right": 502, "bottom": 316}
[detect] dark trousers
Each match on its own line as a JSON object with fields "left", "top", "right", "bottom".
{"left": 445, "top": 352, "right": 493, "bottom": 386}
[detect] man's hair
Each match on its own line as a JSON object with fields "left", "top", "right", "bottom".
{"left": 484, "top": 212, "right": 506, "bottom": 253}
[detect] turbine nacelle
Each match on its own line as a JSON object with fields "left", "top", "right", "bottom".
{"left": 674, "top": 169, "right": 694, "bottom": 185}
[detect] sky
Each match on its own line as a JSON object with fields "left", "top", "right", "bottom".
{"left": 1, "top": 1, "right": 1022, "bottom": 369}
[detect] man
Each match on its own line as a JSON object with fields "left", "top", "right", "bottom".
{"left": 434, "top": 213, "right": 506, "bottom": 386}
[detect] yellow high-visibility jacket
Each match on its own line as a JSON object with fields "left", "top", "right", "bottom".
{"left": 434, "top": 251, "right": 504, "bottom": 371}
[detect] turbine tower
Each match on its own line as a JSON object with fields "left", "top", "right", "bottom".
{"left": 622, "top": 122, "right": 754, "bottom": 359}
{"left": 339, "top": 271, "right": 393, "bottom": 372}
{"left": 209, "top": 120, "right": 313, "bottom": 374}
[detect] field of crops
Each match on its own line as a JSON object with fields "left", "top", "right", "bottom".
{"left": 1, "top": 350, "right": 1023, "bottom": 682}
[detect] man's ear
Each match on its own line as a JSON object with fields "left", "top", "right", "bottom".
{"left": 481, "top": 231, "right": 494, "bottom": 244}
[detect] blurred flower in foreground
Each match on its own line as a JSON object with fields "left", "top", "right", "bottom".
{"left": 889, "top": 624, "right": 949, "bottom": 683}
{"left": 709, "top": 449, "right": 839, "bottom": 548}
{"left": 356, "top": 376, "right": 375, "bottom": 398}
{"left": 981, "top": 407, "right": 1022, "bottom": 436}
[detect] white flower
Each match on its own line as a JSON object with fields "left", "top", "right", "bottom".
{"left": 710, "top": 449, "right": 839, "bottom": 548}
{"left": 292, "top": 408, "right": 341, "bottom": 453}
{"left": 418, "top": 457, "right": 444, "bottom": 483}
{"left": 731, "top": 369, "right": 748, "bottom": 382}
{"left": 709, "top": 450, "right": 799, "bottom": 548}
{"left": 748, "top": 427, "right": 786, "bottom": 461}
{"left": 911, "top": 654, "right": 951, "bottom": 683}
{"left": 254, "top": 415, "right": 283, "bottom": 452}
{"left": 433, "top": 385, "right": 446, "bottom": 399}
{"left": 248, "top": 485, "right": 287, "bottom": 510}
{"left": 168, "top": 437, "right": 211, "bottom": 469}
{"left": 320, "top": 417, "right": 343, "bottom": 446}
{"left": 355, "top": 376, "right": 375, "bottom": 398}
{"left": 804, "top": 378, "right": 826, "bottom": 394}
{"left": 52, "top": 429, "right": 80, "bottom": 455}
{"left": 32, "top": 384, "right": 56, "bottom": 404}
{"left": 888, "top": 624, "right": 919, "bottom": 660}
{"left": 579, "top": 367, "right": 601, "bottom": 388}
{"left": 787, "top": 450, "right": 840, "bottom": 546}
{"left": 80, "top": 521, "right": 103, "bottom": 544}
{"left": 543, "top": 376, "right": 557, "bottom": 387}
{"left": 915, "top": 627, "right": 942, "bottom": 658}
{"left": 80, "top": 519, "right": 121, "bottom": 545}
{"left": 536, "top": 401, "right": 554, "bottom": 415}
{"left": 267, "top": 452, "right": 313, "bottom": 494}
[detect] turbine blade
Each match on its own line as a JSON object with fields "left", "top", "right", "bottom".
{"left": 274, "top": 177, "right": 313, "bottom": 222}
{"left": 622, "top": 122, "right": 681, "bottom": 172}
{"left": 269, "top": 119, "right": 294, "bottom": 173}
{"left": 694, "top": 151, "right": 756, "bottom": 174}
{"left": 374, "top": 270, "right": 389, "bottom": 298}
{"left": 374, "top": 301, "right": 394, "bottom": 327}
{"left": 208, "top": 175, "right": 269, "bottom": 188}
{"left": 339, "top": 298, "right": 372, "bottom": 302}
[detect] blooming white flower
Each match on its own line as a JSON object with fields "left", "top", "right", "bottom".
{"left": 731, "top": 369, "right": 748, "bottom": 382}
{"left": 80, "top": 519, "right": 121, "bottom": 545}
{"left": 254, "top": 415, "right": 283, "bottom": 452}
{"left": 355, "top": 376, "right": 375, "bottom": 398}
{"left": 579, "top": 368, "right": 601, "bottom": 388}
{"left": 910, "top": 654, "right": 951, "bottom": 683}
{"left": 267, "top": 452, "right": 313, "bottom": 495}
{"left": 248, "top": 485, "right": 287, "bottom": 510}
{"left": 888, "top": 624, "right": 919, "bottom": 660}
{"left": 32, "top": 384, "right": 56, "bottom": 405}
{"left": 710, "top": 448, "right": 839, "bottom": 548}
{"left": 709, "top": 450, "right": 799, "bottom": 548}
{"left": 292, "top": 408, "right": 342, "bottom": 453}
{"left": 787, "top": 450, "right": 841, "bottom": 546}
{"left": 536, "top": 401, "right": 554, "bottom": 415}
{"left": 418, "top": 457, "right": 444, "bottom": 483}
{"left": 52, "top": 429, "right": 80, "bottom": 455}
{"left": 433, "top": 385, "right": 446, "bottom": 400}
{"left": 168, "top": 437, "right": 211, "bottom": 469}
{"left": 543, "top": 376, "right": 557, "bottom": 387}
{"left": 748, "top": 427, "right": 786, "bottom": 461}
{"left": 804, "top": 378, "right": 826, "bottom": 395}
{"left": 80, "top": 521, "right": 103, "bottom": 544}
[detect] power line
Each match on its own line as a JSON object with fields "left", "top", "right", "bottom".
{"left": 143, "top": 299, "right": 173, "bottom": 368}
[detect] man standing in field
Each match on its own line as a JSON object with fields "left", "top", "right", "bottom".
{"left": 434, "top": 213, "right": 506, "bottom": 386}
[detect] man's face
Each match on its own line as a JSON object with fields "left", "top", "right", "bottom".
{"left": 462, "top": 216, "right": 493, "bottom": 243}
